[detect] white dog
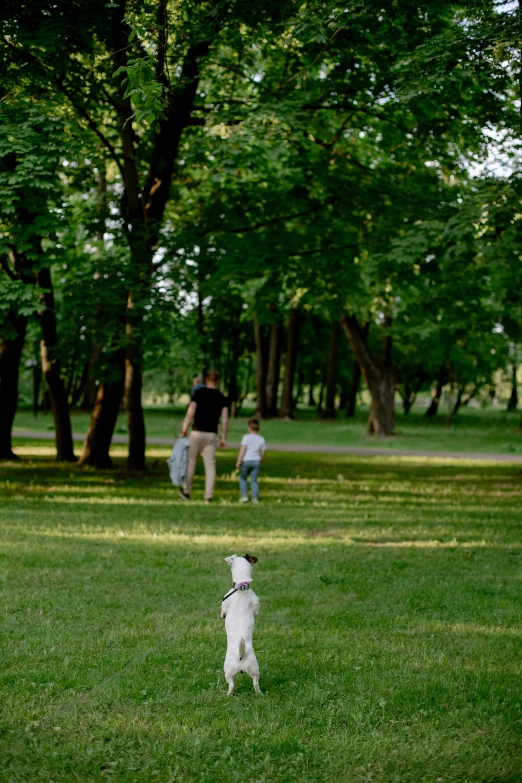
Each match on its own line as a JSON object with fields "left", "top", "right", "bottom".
{"left": 221, "top": 554, "right": 261, "bottom": 695}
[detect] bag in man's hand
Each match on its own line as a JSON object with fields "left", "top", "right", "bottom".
{"left": 167, "top": 436, "right": 189, "bottom": 486}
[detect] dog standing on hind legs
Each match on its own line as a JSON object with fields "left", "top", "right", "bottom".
{"left": 221, "top": 554, "right": 262, "bottom": 695}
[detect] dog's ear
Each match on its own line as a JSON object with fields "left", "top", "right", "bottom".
{"left": 244, "top": 553, "right": 258, "bottom": 565}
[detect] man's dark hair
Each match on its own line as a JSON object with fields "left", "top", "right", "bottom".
{"left": 205, "top": 368, "right": 220, "bottom": 383}
{"left": 248, "top": 417, "right": 260, "bottom": 432}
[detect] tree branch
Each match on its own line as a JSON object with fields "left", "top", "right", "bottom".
{"left": 306, "top": 114, "right": 353, "bottom": 151}
{"left": 3, "top": 38, "right": 124, "bottom": 178}
{"left": 143, "top": 37, "right": 214, "bottom": 229}
{"left": 201, "top": 196, "right": 341, "bottom": 237}
{"left": 341, "top": 314, "right": 378, "bottom": 380}
{"left": 283, "top": 27, "right": 343, "bottom": 87}
{"left": 302, "top": 101, "right": 411, "bottom": 133}
{"left": 155, "top": 0, "right": 170, "bottom": 89}
{"left": 288, "top": 241, "right": 357, "bottom": 258}
{"left": 65, "top": 92, "right": 125, "bottom": 178}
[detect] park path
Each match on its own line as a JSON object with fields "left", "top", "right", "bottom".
{"left": 12, "top": 429, "right": 522, "bottom": 464}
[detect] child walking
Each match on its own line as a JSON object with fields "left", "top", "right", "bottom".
{"left": 236, "top": 418, "right": 266, "bottom": 504}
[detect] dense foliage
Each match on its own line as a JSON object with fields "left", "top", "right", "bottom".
{"left": 0, "top": 0, "right": 520, "bottom": 463}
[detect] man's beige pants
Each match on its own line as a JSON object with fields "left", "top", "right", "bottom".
{"left": 184, "top": 431, "right": 218, "bottom": 500}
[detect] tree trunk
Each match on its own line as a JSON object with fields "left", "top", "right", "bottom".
{"left": 367, "top": 369, "right": 395, "bottom": 434}
{"left": 401, "top": 379, "right": 413, "bottom": 414}
{"left": 279, "top": 308, "right": 300, "bottom": 419}
{"left": 265, "top": 322, "right": 280, "bottom": 417}
{"left": 293, "top": 365, "right": 303, "bottom": 410}
{"left": 0, "top": 251, "right": 35, "bottom": 459}
{"left": 253, "top": 318, "right": 268, "bottom": 419}
{"left": 42, "top": 388, "right": 51, "bottom": 413}
{"left": 323, "top": 321, "right": 341, "bottom": 419}
{"left": 81, "top": 346, "right": 102, "bottom": 409}
{"left": 308, "top": 367, "right": 316, "bottom": 407}
{"left": 124, "top": 328, "right": 146, "bottom": 471}
{"left": 346, "top": 321, "right": 368, "bottom": 418}
{"left": 0, "top": 316, "right": 27, "bottom": 460}
{"left": 453, "top": 384, "right": 479, "bottom": 416}
{"left": 426, "top": 389, "right": 442, "bottom": 417}
{"left": 426, "top": 368, "right": 448, "bottom": 417}
{"left": 226, "top": 342, "right": 239, "bottom": 411}
{"left": 35, "top": 266, "right": 76, "bottom": 462}
{"left": 346, "top": 360, "right": 362, "bottom": 418}
{"left": 225, "top": 325, "right": 241, "bottom": 410}
{"left": 227, "top": 331, "right": 240, "bottom": 410}
{"left": 111, "top": 3, "right": 212, "bottom": 470}
{"left": 237, "top": 353, "right": 253, "bottom": 415}
{"left": 452, "top": 386, "right": 464, "bottom": 417}
{"left": 71, "top": 363, "right": 89, "bottom": 408}
{"left": 341, "top": 315, "right": 396, "bottom": 436}
{"left": 400, "top": 374, "right": 425, "bottom": 415}
{"left": 507, "top": 364, "right": 518, "bottom": 411}
{"left": 228, "top": 374, "right": 238, "bottom": 409}
{"left": 79, "top": 358, "right": 125, "bottom": 469}
{"left": 65, "top": 361, "right": 76, "bottom": 401}
{"left": 32, "top": 354, "right": 41, "bottom": 418}
{"left": 316, "top": 376, "right": 325, "bottom": 416}
{"left": 115, "top": 82, "right": 149, "bottom": 472}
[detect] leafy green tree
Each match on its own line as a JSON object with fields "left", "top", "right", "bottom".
{"left": 154, "top": 0, "right": 516, "bottom": 433}
{"left": 2, "top": 0, "right": 301, "bottom": 467}
{"left": 0, "top": 106, "right": 77, "bottom": 460}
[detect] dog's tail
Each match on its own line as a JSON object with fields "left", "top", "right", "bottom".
{"left": 239, "top": 638, "right": 245, "bottom": 661}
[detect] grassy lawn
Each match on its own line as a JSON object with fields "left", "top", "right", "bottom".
{"left": 13, "top": 404, "right": 522, "bottom": 455}
{"left": 1, "top": 445, "right": 522, "bottom": 782}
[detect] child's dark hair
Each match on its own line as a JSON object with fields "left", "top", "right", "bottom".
{"left": 248, "top": 417, "right": 260, "bottom": 432}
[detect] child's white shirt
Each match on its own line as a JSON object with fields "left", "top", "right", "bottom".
{"left": 241, "top": 433, "right": 266, "bottom": 462}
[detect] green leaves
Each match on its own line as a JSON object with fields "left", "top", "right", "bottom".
{"left": 1, "top": 0, "right": 520, "bottom": 408}
{"left": 0, "top": 278, "right": 38, "bottom": 316}
{"left": 114, "top": 54, "right": 166, "bottom": 127}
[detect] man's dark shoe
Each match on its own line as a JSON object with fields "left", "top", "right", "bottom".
{"left": 179, "top": 489, "right": 190, "bottom": 501}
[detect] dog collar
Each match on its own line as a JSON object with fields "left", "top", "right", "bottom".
{"left": 222, "top": 582, "right": 251, "bottom": 603}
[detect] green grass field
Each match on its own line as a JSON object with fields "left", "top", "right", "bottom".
{"left": 1, "top": 445, "right": 522, "bottom": 782}
{"left": 12, "top": 404, "right": 522, "bottom": 455}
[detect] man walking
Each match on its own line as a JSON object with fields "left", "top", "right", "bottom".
{"left": 179, "top": 369, "right": 228, "bottom": 502}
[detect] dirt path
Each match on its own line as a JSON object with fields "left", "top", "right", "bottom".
{"left": 12, "top": 430, "right": 522, "bottom": 464}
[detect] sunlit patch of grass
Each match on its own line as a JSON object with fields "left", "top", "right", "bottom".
{"left": 1, "top": 449, "right": 521, "bottom": 781}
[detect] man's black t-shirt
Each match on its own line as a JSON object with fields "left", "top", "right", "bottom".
{"left": 192, "top": 387, "right": 227, "bottom": 433}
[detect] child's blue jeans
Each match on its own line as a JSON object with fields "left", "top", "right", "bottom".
{"left": 239, "top": 461, "right": 261, "bottom": 499}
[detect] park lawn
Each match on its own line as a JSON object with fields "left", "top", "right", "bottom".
{"left": 1, "top": 448, "right": 522, "bottom": 782}
{"left": 12, "top": 404, "right": 522, "bottom": 455}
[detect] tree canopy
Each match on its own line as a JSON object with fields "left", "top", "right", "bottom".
{"left": 0, "top": 0, "right": 520, "bottom": 462}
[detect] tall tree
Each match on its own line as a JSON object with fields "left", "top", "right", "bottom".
{"left": 2, "top": 0, "right": 296, "bottom": 468}
{"left": 265, "top": 322, "right": 281, "bottom": 417}
{"left": 0, "top": 108, "right": 76, "bottom": 460}
{"left": 342, "top": 315, "right": 396, "bottom": 435}
{"left": 0, "top": 252, "right": 33, "bottom": 460}
{"left": 323, "top": 321, "right": 341, "bottom": 419}
{"left": 279, "top": 308, "right": 300, "bottom": 419}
